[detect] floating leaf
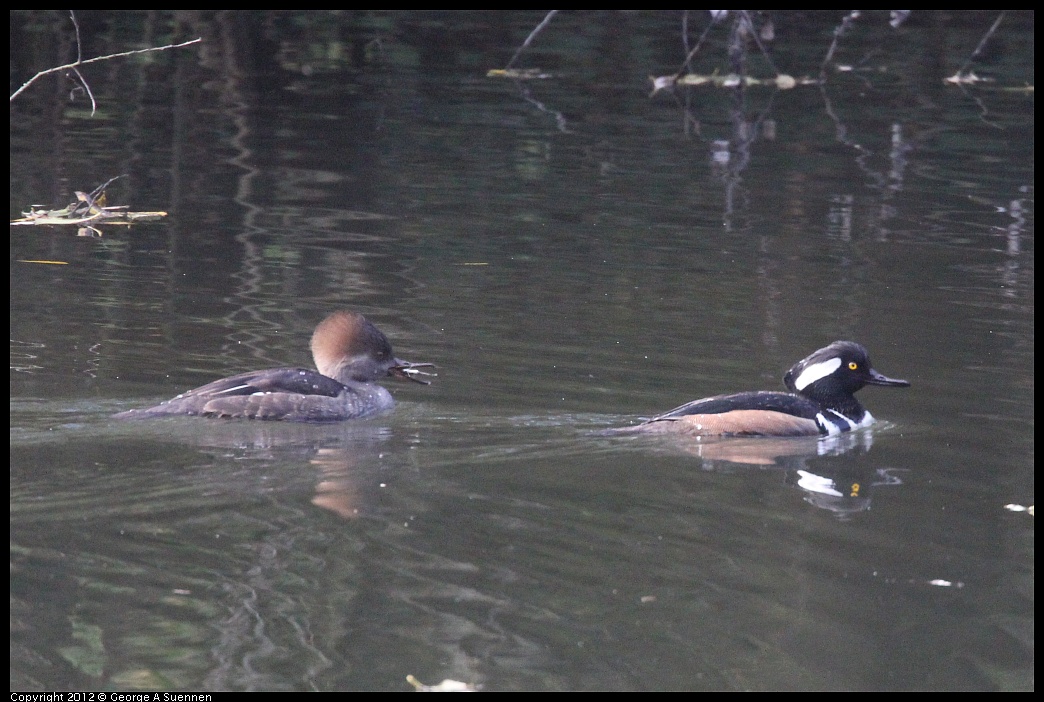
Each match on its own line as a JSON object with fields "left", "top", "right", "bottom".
{"left": 406, "top": 674, "right": 479, "bottom": 692}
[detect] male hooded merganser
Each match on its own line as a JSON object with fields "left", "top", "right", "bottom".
{"left": 619, "top": 341, "right": 909, "bottom": 437}
{"left": 113, "top": 311, "right": 434, "bottom": 422}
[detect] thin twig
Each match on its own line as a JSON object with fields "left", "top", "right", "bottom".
{"left": 62, "top": 10, "right": 99, "bottom": 113}
{"left": 738, "top": 11, "right": 779, "bottom": 76}
{"left": 10, "top": 37, "right": 202, "bottom": 103}
{"left": 955, "top": 11, "right": 1005, "bottom": 76}
{"left": 70, "top": 10, "right": 82, "bottom": 63}
{"left": 69, "top": 66, "right": 96, "bottom": 114}
{"left": 820, "top": 10, "right": 862, "bottom": 80}
{"left": 505, "top": 10, "right": 559, "bottom": 70}
{"left": 675, "top": 10, "right": 725, "bottom": 78}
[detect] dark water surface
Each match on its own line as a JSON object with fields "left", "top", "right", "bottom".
{"left": 11, "top": 11, "right": 1033, "bottom": 691}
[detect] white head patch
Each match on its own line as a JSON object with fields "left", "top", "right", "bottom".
{"left": 793, "top": 357, "right": 842, "bottom": 390}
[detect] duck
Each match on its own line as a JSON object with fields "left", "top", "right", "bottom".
{"left": 618, "top": 341, "right": 909, "bottom": 437}
{"left": 113, "top": 310, "right": 434, "bottom": 422}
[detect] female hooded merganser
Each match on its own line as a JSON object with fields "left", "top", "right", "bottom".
{"left": 114, "top": 311, "right": 434, "bottom": 422}
{"left": 619, "top": 341, "right": 909, "bottom": 437}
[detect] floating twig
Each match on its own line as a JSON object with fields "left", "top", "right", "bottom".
{"left": 11, "top": 176, "right": 167, "bottom": 232}
{"left": 946, "top": 11, "right": 1006, "bottom": 85}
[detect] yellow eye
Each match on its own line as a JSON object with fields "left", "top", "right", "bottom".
{"left": 848, "top": 362, "right": 858, "bottom": 370}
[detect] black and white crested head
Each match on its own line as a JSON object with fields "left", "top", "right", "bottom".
{"left": 784, "top": 340, "right": 909, "bottom": 411}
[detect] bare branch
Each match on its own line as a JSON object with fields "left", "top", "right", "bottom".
{"left": 69, "top": 10, "right": 83, "bottom": 63}
{"left": 69, "top": 66, "right": 96, "bottom": 115}
{"left": 676, "top": 11, "right": 721, "bottom": 78}
{"left": 505, "top": 10, "right": 559, "bottom": 70}
{"left": 11, "top": 37, "right": 202, "bottom": 103}
{"left": 820, "top": 11, "right": 862, "bottom": 80}
{"left": 955, "top": 11, "right": 1006, "bottom": 77}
